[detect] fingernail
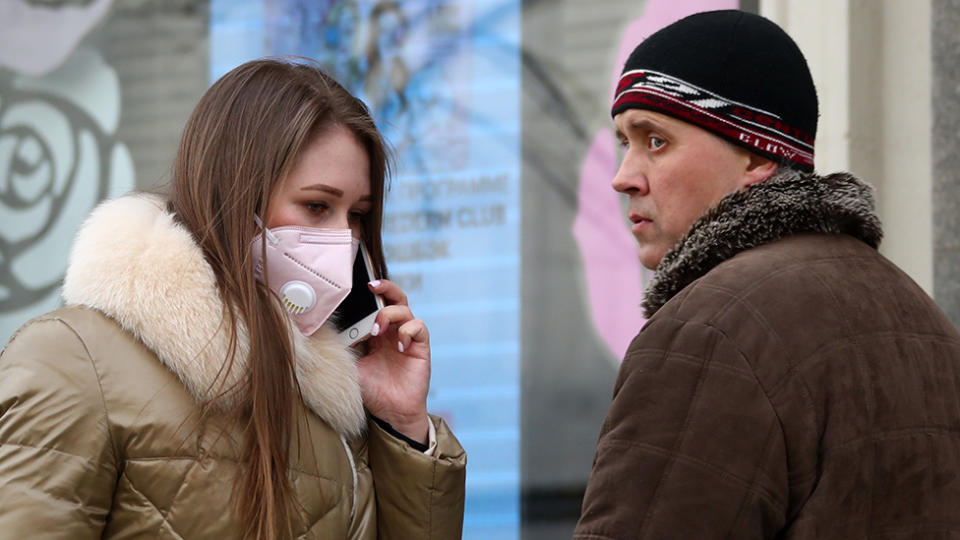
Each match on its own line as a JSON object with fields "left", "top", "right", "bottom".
{"left": 398, "top": 341, "right": 404, "bottom": 353}
{"left": 369, "top": 280, "right": 381, "bottom": 288}
{"left": 371, "top": 322, "right": 380, "bottom": 336}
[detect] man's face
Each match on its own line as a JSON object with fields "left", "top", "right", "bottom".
{"left": 613, "top": 109, "right": 756, "bottom": 269}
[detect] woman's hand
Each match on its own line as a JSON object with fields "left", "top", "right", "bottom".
{"left": 355, "top": 279, "right": 431, "bottom": 444}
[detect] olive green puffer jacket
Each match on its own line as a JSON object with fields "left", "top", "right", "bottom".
{"left": 0, "top": 195, "right": 466, "bottom": 539}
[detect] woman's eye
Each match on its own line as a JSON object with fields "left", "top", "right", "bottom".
{"left": 304, "top": 202, "right": 328, "bottom": 215}
{"left": 348, "top": 211, "right": 368, "bottom": 222}
{"left": 618, "top": 137, "right": 630, "bottom": 149}
{"left": 649, "top": 136, "right": 666, "bottom": 150}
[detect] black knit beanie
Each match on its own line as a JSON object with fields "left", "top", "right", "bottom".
{"left": 612, "top": 10, "right": 818, "bottom": 172}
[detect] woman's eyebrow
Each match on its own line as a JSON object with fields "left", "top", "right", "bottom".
{"left": 301, "top": 183, "right": 343, "bottom": 196}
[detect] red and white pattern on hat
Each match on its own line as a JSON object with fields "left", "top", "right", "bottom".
{"left": 613, "top": 69, "right": 815, "bottom": 169}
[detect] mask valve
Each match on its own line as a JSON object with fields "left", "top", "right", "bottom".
{"left": 280, "top": 281, "right": 316, "bottom": 315}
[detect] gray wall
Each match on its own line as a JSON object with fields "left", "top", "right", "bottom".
{"left": 934, "top": 0, "right": 960, "bottom": 326}
{"left": 94, "top": 0, "right": 209, "bottom": 189}
{"left": 520, "top": 0, "right": 643, "bottom": 536}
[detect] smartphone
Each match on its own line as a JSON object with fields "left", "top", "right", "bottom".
{"left": 333, "top": 241, "right": 385, "bottom": 347}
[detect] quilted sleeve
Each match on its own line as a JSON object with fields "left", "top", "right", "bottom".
{"left": 0, "top": 317, "right": 119, "bottom": 538}
{"left": 575, "top": 317, "right": 789, "bottom": 539}
{"left": 367, "top": 414, "right": 466, "bottom": 540}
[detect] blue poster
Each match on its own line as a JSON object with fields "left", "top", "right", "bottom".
{"left": 211, "top": 1, "right": 521, "bottom": 537}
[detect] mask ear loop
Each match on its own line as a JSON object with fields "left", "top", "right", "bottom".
{"left": 253, "top": 215, "right": 280, "bottom": 245}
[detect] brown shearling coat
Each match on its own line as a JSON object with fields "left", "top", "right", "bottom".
{"left": 576, "top": 170, "right": 960, "bottom": 539}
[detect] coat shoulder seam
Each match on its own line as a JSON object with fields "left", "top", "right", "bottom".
{"left": 31, "top": 316, "right": 122, "bottom": 466}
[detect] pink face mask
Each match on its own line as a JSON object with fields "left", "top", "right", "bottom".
{"left": 251, "top": 218, "right": 359, "bottom": 336}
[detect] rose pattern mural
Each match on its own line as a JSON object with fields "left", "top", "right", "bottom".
{"left": 0, "top": 43, "right": 135, "bottom": 343}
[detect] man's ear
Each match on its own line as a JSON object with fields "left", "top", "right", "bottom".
{"left": 742, "top": 152, "right": 777, "bottom": 187}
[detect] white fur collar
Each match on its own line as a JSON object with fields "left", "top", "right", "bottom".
{"left": 62, "top": 194, "right": 366, "bottom": 438}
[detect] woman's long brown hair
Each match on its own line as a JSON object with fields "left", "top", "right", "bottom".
{"left": 168, "top": 58, "right": 389, "bottom": 539}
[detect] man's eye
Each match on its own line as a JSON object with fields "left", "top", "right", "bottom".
{"left": 618, "top": 138, "right": 630, "bottom": 149}
{"left": 649, "top": 136, "right": 666, "bottom": 150}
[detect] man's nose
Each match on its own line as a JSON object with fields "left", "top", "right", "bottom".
{"left": 611, "top": 154, "right": 648, "bottom": 195}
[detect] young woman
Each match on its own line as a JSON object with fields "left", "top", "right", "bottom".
{"left": 0, "top": 58, "right": 465, "bottom": 539}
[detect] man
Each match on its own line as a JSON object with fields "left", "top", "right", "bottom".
{"left": 575, "top": 10, "right": 960, "bottom": 539}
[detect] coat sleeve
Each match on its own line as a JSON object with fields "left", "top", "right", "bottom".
{"left": 574, "top": 317, "right": 789, "bottom": 539}
{"left": 0, "top": 317, "right": 119, "bottom": 538}
{"left": 366, "top": 414, "right": 466, "bottom": 539}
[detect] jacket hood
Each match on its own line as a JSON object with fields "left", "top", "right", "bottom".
{"left": 62, "top": 194, "right": 366, "bottom": 438}
{"left": 643, "top": 168, "right": 884, "bottom": 317}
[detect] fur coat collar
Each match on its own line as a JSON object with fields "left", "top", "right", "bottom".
{"left": 643, "top": 168, "right": 884, "bottom": 318}
{"left": 61, "top": 194, "right": 366, "bottom": 438}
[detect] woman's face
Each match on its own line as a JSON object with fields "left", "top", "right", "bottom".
{"left": 265, "top": 124, "right": 372, "bottom": 237}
